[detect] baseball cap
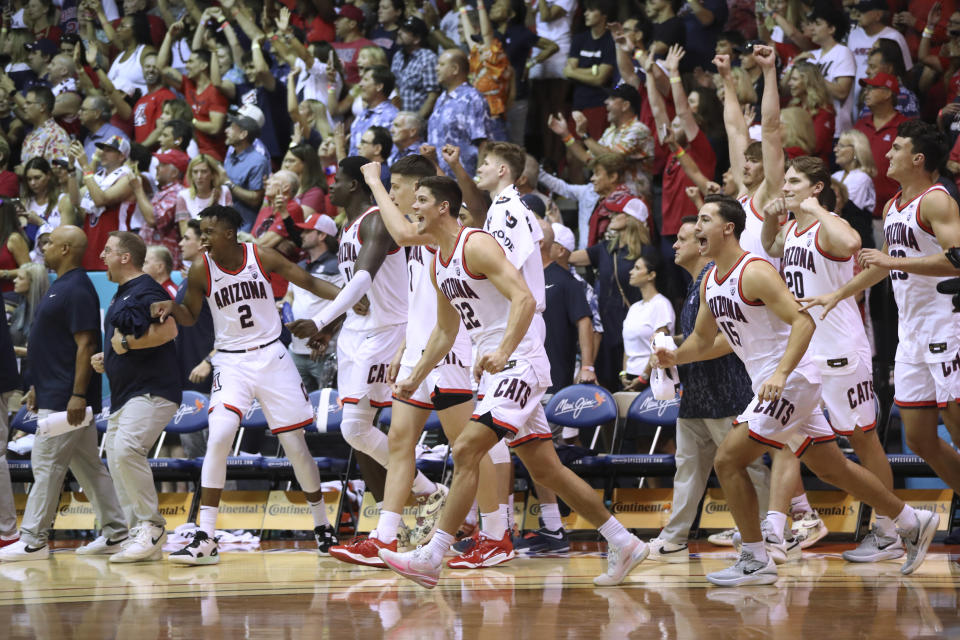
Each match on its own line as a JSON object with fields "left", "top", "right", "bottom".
{"left": 24, "top": 39, "right": 57, "bottom": 57}
{"left": 336, "top": 5, "right": 364, "bottom": 23}
{"left": 95, "top": 135, "right": 131, "bottom": 158}
{"left": 551, "top": 223, "right": 576, "bottom": 253}
{"left": 608, "top": 83, "right": 642, "bottom": 113}
{"left": 520, "top": 193, "right": 546, "bottom": 218}
{"left": 399, "top": 16, "right": 429, "bottom": 41}
{"left": 296, "top": 213, "right": 339, "bottom": 236}
{"left": 228, "top": 104, "right": 264, "bottom": 137}
{"left": 154, "top": 149, "right": 190, "bottom": 176}
{"left": 614, "top": 197, "right": 649, "bottom": 223}
{"left": 860, "top": 72, "right": 898, "bottom": 94}
{"left": 856, "top": 0, "right": 888, "bottom": 12}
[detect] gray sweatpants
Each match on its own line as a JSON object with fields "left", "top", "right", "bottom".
{"left": 659, "top": 416, "right": 772, "bottom": 545}
{"left": 104, "top": 395, "right": 177, "bottom": 529}
{"left": 0, "top": 391, "right": 16, "bottom": 537}
{"left": 19, "top": 408, "right": 127, "bottom": 547}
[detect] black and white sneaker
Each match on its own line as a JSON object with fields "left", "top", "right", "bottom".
{"left": 315, "top": 524, "right": 339, "bottom": 556}
{"left": 168, "top": 530, "right": 219, "bottom": 566}
{"left": 646, "top": 537, "right": 690, "bottom": 563}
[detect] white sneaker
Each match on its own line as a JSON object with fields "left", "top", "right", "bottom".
{"left": 706, "top": 550, "right": 778, "bottom": 587}
{"left": 646, "top": 537, "right": 689, "bottom": 563}
{"left": 168, "top": 530, "right": 220, "bottom": 566}
{"left": 761, "top": 520, "right": 801, "bottom": 564}
{"left": 110, "top": 524, "right": 166, "bottom": 563}
{"left": 841, "top": 524, "right": 905, "bottom": 563}
{"left": 707, "top": 528, "right": 737, "bottom": 546}
{"left": 791, "top": 511, "right": 828, "bottom": 549}
{"left": 379, "top": 545, "right": 443, "bottom": 589}
{"left": 75, "top": 534, "right": 128, "bottom": 556}
{"left": 899, "top": 509, "right": 940, "bottom": 575}
{"left": 0, "top": 539, "right": 49, "bottom": 562}
{"left": 594, "top": 536, "right": 648, "bottom": 586}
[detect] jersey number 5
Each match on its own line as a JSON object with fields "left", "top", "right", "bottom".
{"left": 238, "top": 304, "right": 254, "bottom": 329}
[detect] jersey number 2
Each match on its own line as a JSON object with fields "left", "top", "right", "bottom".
{"left": 238, "top": 304, "right": 254, "bottom": 329}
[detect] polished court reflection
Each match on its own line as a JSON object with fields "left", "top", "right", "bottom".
{"left": 1, "top": 543, "right": 959, "bottom": 639}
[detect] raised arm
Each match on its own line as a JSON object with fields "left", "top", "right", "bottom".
{"left": 664, "top": 45, "right": 699, "bottom": 143}
{"left": 716, "top": 54, "right": 749, "bottom": 196}
{"left": 361, "top": 161, "right": 423, "bottom": 246}
{"left": 157, "top": 21, "right": 185, "bottom": 86}
{"left": 442, "top": 144, "right": 490, "bottom": 222}
{"left": 610, "top": 22, "right": 641, "bottom": 89}
{"left": 799, "top": 196, "right": 861, "bottom": 258}
{"left": 644, "top": 55, "right": 672, "bottom": 144}
{"left": 753, "top": 45, "right": 785, "bottom": 208}
{"left": 760, "top": 197, "right": 789, "bottom": 257}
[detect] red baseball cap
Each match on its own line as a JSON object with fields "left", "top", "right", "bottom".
{"left": 296, "top": 213, "right": 339, "bottom": 236}
{"left": 859, "top": 72, "right": 898, "bottom": 95}
{"left": 154, "top": 149, "right": 190, "bottom": 176}
{"left": 336, "top": 5, "right": 364, "bottom": 23}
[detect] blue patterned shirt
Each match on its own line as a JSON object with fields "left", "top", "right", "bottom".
{"left": 427, "top": 82, "right": 490, "bottom": 178}
{"left": 391, "top": 47, "right": 440, "bottom": 113}
{"left": 387, "top": 141, "right": 422, "bottom": 167}
{"left": 349, "top": 99, "right": 399, "bottom": 157}
{"left": 677, "top": 263, "right": 755, "bottom": 419}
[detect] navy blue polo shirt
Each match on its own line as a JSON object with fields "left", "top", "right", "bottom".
{"left": 103, "top": 274, "right": 182, "bottom": 410}
{"left": 0, "top": 306, "right": 20, "bottom": 394}
{"left": 174, "top": 280, "right": 215, "bottom": 394}
{"left": 28, "top": 268, "right": 103, "bottom": 412}
{"left": 543, "top": 262, "right": 591, "bottom": 393}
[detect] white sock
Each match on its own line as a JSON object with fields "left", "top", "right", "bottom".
{"left": 499, "top": 504, "right": 511, "bottom": 533}
{"left": 506, "top": 495, "right": 515, "bottom": 529}
{"left": 790, "top": 494, "right": 812, "bottom": 515}
{"left": 893, "top": 504, "right": 919, "bottom": 532}
{"left": 874, "top": 514, "right": 897, "bottom": 538}
{"left": 198, "top": 506, "right": 218, "bottom": 537}
{"left": 766, "top": 511, "right": 788, "bottom": 539}
{"left": 465, "top": 501, "right": 478, "bottom": 526}
{"left": 308, "top": 498, "right": 330, "bottom": 528}
{"left": 743, "top": 540, "right": 768, "bottom": 563}
{"left": 597, "top": 516, "right": 634, "bottom": 548}
{"left": 411, "top": 471, "right": 435, "bottom": 496}
{"left": 481, "top": 509, "right": 506, "bottom": 539}
{"left": 375, "top": 510, "right": 402, "bottom": 543}
{"left": 540, "top": 503, "right": 563, "bottom": 531}
{"left": 425, "top": 529, "right": 455, "bottom": 564}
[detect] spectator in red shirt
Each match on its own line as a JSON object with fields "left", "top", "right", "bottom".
{"left": 645, "top": 45, "right": 717, "bottom": 267}
{"left": 132, "top": 149, "right": 188, "bottom": 270}
{"left": 157, "top": 22, "right": 228, "bottom": 160}
{"left": 143, "top": 245, "right": 179, "bottom": 299}
{"left": 252, "top": 169, "right": 305, "bottom": 298}
{"left": 332, "top": 5, "right": 376, "bottom": 86}
{"left": 0, "top": 139, "right": 18, "bottom": 199}
{"left": 131, "top": 53, "right": 177, "bottom": 147}
{"left": 853, "top": 73, "right": 909, "bottom": 218}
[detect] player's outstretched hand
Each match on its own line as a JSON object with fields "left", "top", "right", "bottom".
{"left": 393, "top": 376, "right": 417, "bottom": 399}
{"left": 797, "top": 293, "right": 840, "bottom": 320}
{"left": 287, "top": 319, "right": 320, "bottom": 339}
{"left": 857, "top": 248, "right": 893, "bottom": 271}
{"left": 473, "top": 349, "right": 509, "bottom": 382}
{"left": 758, "top": 371, "right": 786, "bottom": 402}
{"left": 151, "top": 300, "right": 175, "bottom": 322}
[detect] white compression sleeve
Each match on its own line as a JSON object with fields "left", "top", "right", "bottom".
{"left": 312, "top": 269, "right": 372, "bottom": 328}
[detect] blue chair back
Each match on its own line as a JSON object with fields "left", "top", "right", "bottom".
{"left": 378, "top": 406, "right": 443, "bottom": 431}
{"left": 10, "top": 406, "right": 38, "bottom": 434}
{"left": 95, "top": 398, "right": 111, "bottom": 434}
{"left": 544, "top": 384, "right": 618, "bottom": 428}
{"left": 165, "top": 391, "right": 210, "bottom": 434}
{"left": 240, "top": 397, "right": 269, "bottom": 430}
{"left": 627, "top": 387, "right": 680, "bottom": 429}
{"left": 309, "top": 388, "right": 343, "bottom": 433}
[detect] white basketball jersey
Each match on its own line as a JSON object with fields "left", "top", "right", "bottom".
{"left": 739, "top": 194, "right": 782, "bottom": 272}
{"left": 782, "top": 217, "right": 871, "bottom": 367}
{"left": 203, "top": 243, "right": 280, "bottom": 351}
{"left": 403, "top": 243, "right": 472, "bottom": 367}
{"left": 483, "top": 185, "right": 546, "bottom": 312}
{"left": 434, "top": 228, "right": 546, "bottom": 364}
{"left": 338, "top": 206, "right": 408, "bottom": 331}
{"left": 883, "top": 184, "right": 960, "bottom": 363}
{"left": 703, "top": 252, "right": 819, "bottom": 390}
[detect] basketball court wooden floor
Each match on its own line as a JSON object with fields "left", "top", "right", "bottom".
{"left": 1, "top": 541, "right": 959, "bottom": 639}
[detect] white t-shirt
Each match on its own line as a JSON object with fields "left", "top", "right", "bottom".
{"left": 809, "top": 44, "right": 857, "bottom": 136}
{"left": 832, "top": 168, "right": 876, "bottom": 213}
{"left": 847, "top": 26, "right": 913, "bottom": 105}
{"left": 175, "top": 185, "right": 233, "bottom": 222}
{"left": 622, "top": 293, "right": 675, "bottom": 375}
{"left": 534, "top": 0, "right": 576, "bottom": 47}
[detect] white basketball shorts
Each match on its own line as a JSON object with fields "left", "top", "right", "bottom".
{"left": 472, "top": 358, "right": 551, "bottom": 448}
{"left": 337, "top": 324, "right": 405, "bottom": 408}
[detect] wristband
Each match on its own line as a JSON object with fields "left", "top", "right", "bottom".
{"left": 923, "top": 27, "right": 935, "bottom": 39}
{"left": 669, "top": 76, "right": 682, "bottom": 84}
{"left": 636, "top": 375, "right": 648, "bottom": 385}
{"left": 71, "top": 393, "right": 86, "bottom": 398}
{"left": 84, "top": 171, "right": 95, "bottom": 178}
{"left": 220, "top": 21, "right": 229, "bottom": 30}
{"left": 675, "top": 148, "right": 686, "bottom": 158}
{"left": 562, "top": 134, "right": 575, "bottom": 146}
{"left": 582, "top": 365, "right": 595, "bottom": 372}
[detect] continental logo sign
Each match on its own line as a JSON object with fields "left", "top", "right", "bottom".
{"left": 701, "top": 489, "right": 861, "bottom": 532}
{"left": 569, "top": 488, "right": 673, "bottom": 529}
{"left": 262, "top": 491, "right": 341, "bottom": 530}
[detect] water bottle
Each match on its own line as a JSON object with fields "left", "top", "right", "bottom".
{"left": 281, "top": 301, "right": 294, "bottom": 324}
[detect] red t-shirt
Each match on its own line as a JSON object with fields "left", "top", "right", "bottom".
{"left": 180, "top": 77, "right": 228, "bottom": 160}
{"left": 811, "top": 107, "right": 835, "bottom": 164}
{"left": 333, "top": 38, "right": 376, "bottom": 85}
{"left": 252, "top": 201, "right": 305, "bottom": 298}
{"left": 854, "top": 111, "right": 909, "bottom": 218}
{"left": 661, "top": 130, "right": 716, "bottom": 236}
{"left": 133, "top": 87, "right": 176, "bottom": 144}
{"left": 82, "top": 209, "right": 120, "bottom": 271}
{"left": 0, "top": 171, "right": 19, "bottom": 198}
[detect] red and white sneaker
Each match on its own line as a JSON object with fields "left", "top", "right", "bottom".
{"left": 447, "top": 531, "right": 515, "bottom": 569}
{"left": 0, "top": 535, "right": 20, "bottom": 549}
{"left": 379, "top": 546, "right": 442, "bottom": 589}
{"left": 328, "top": 536, "right": 397, "bottom": 568}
